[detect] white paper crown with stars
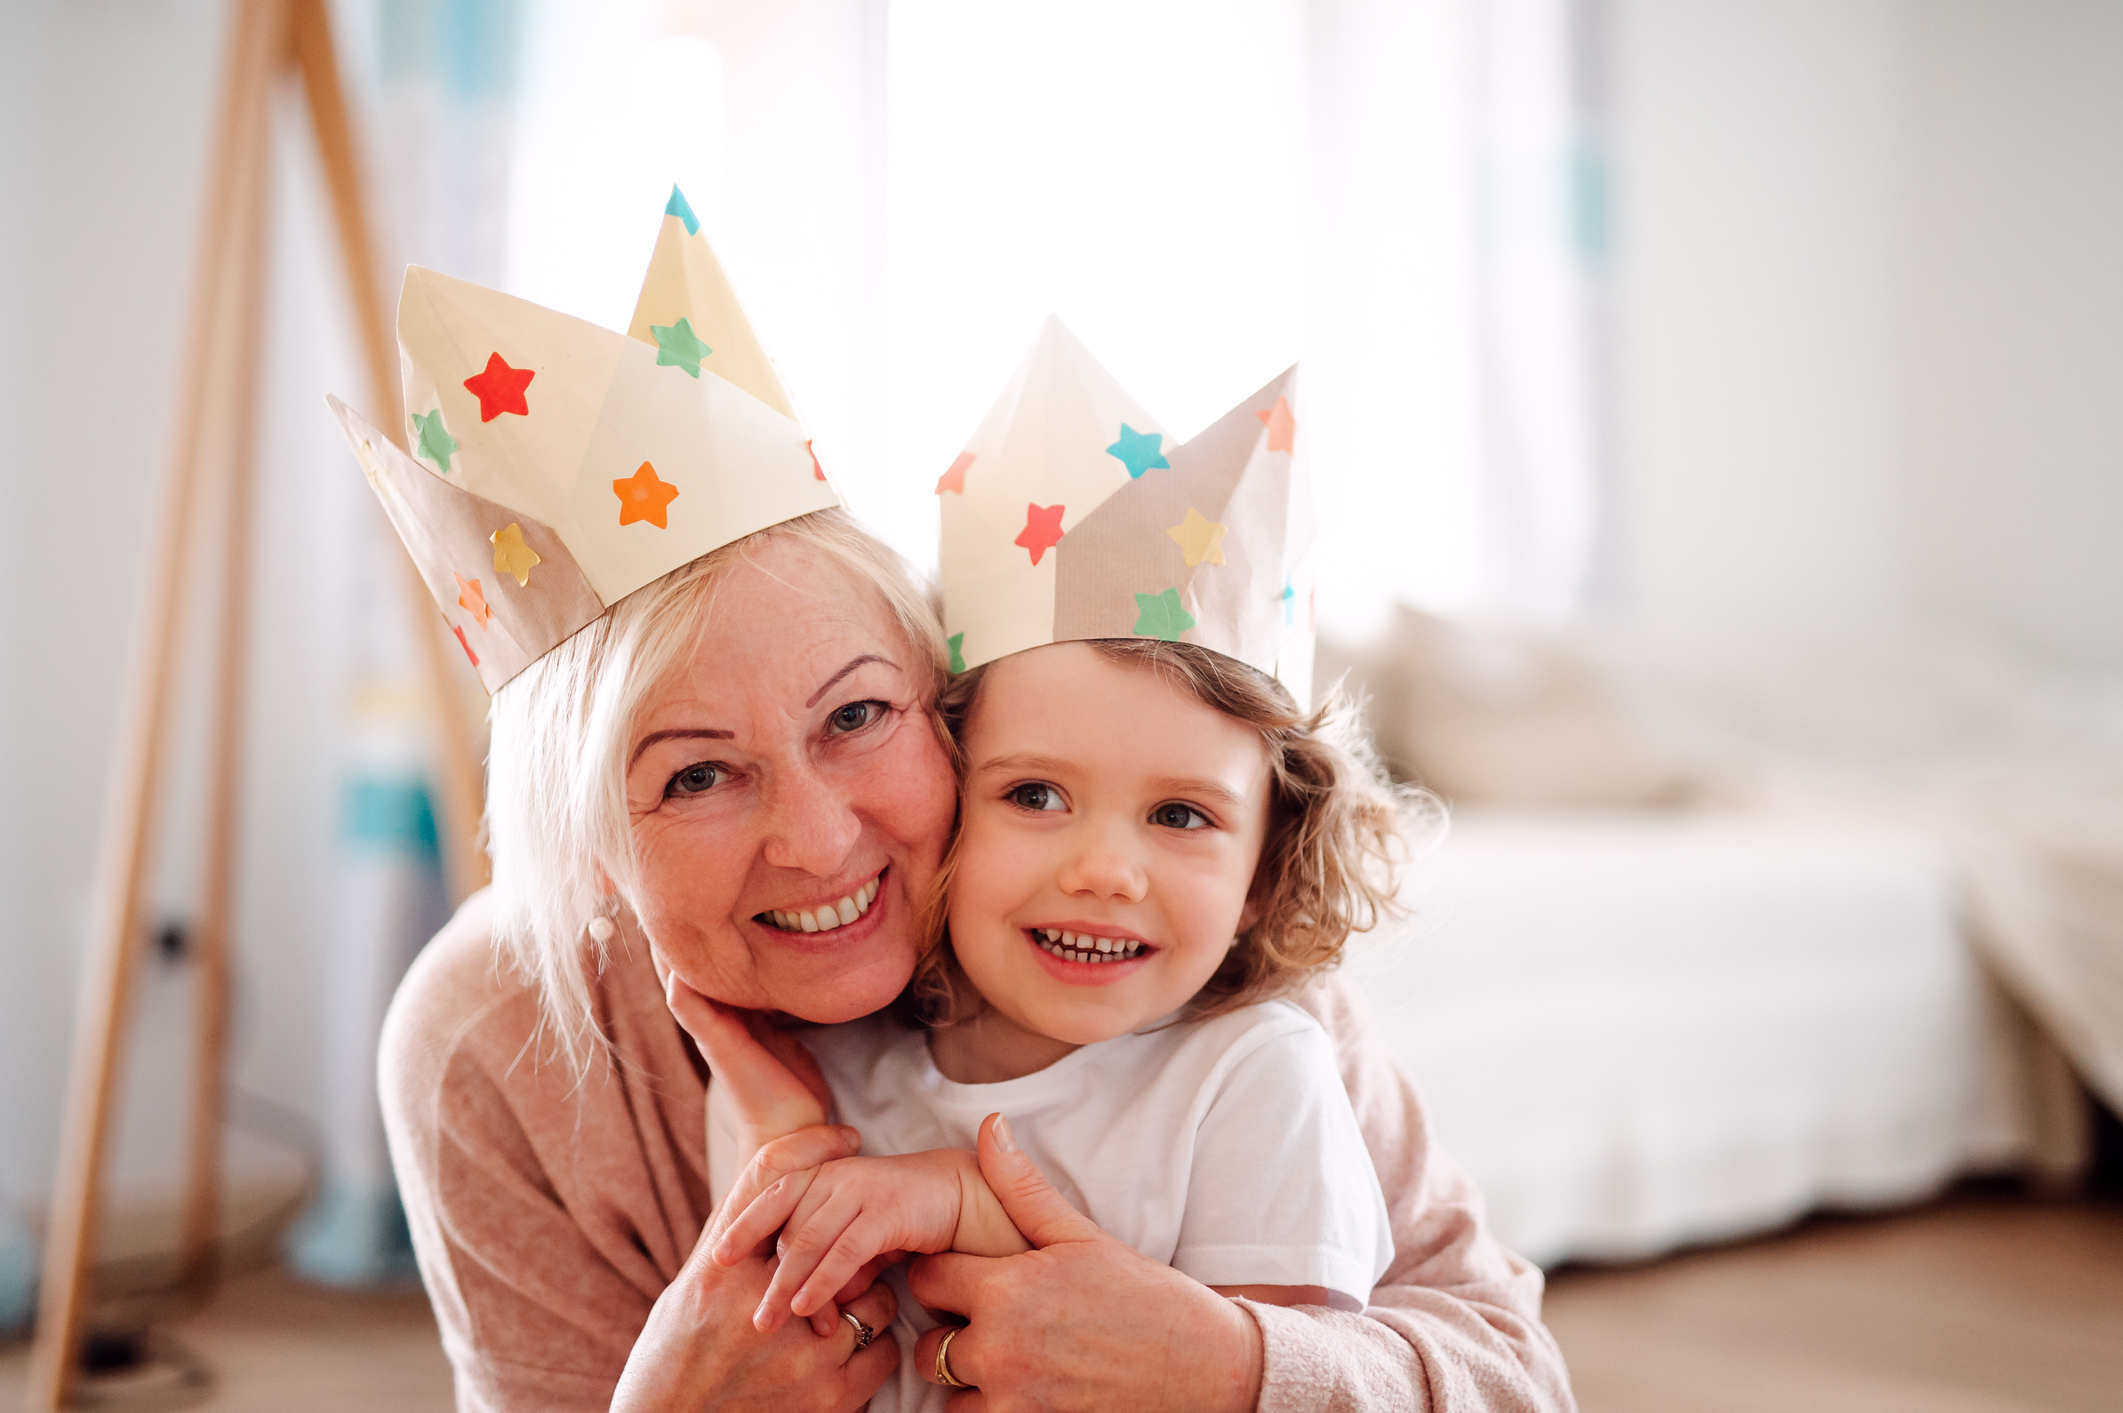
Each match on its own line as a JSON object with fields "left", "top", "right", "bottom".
{"left": 936, "top": 317, "right": 1317, "bottom": 705}
{"left": 328, "top": 186, "right": 841, "bottom": 693}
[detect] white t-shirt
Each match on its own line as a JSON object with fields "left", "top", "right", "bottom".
{"left": 801, "top": 998, "right": 1395, "bottom": 1413}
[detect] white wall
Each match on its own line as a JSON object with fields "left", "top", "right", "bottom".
{"left": 1608, "top": 0, "right": 2123, "bottom": 667}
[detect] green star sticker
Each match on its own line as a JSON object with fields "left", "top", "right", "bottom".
{"left": 1131, "top": 588, "right": 1196, "bottom": 641}
{"left": 650, "top": 316, "right": 713, "bottom": 377}
{"left": 947, "top": 632, "right": 967, "bottom": 674}
{"left": 411, "top": 408, "right": 458, "bottom": 472}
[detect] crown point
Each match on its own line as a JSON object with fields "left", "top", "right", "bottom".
{"left": 666, "top": 185, "right": 701, "bottom": 235}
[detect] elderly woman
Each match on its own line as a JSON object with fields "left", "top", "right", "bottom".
{"left": 365, "top": 226, "right": 1571, "bottom": 1411}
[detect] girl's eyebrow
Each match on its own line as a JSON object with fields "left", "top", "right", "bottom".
{"left": 973, "top": 751, "right": 1076, "bottom": 779}
{"left": 974, "top": 753, "right": 1249, "bottom": 811}
{"left": 1147, "top": 777, "right": 1248, "bottom": 811}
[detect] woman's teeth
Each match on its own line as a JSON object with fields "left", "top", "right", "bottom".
{"left": 1035, "top": 929, "right": 1144, "bottom": 964}
{"left": 767, "top": 876, "right": 880, "bottom": 934}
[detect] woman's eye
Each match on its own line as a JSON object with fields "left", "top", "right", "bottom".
{"left": 1009, "top": 782, "right": 1066, "bottom": 813}
{"left": 1151, "top": 803, "right": 1210, "bottom": 831}
{"left": 668, "top": 762, "right": 723, "bottom": 798}
{"left": 828, "top": 700, "right": 885, "bottom": 734}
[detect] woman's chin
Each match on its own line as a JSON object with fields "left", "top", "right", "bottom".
{"left": 763, "top": 949, "right": 914, "bottom": 1024}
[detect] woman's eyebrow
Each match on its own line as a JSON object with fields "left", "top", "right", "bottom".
{"left": 629, "top": 727, "right": 734, "bottom": 768}
{"left": 805, "top": 653, "right": 896, "bottom": 707}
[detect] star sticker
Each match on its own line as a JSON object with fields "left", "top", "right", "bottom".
{"left": 1106, "top": 423, "right": 1168, "bottom": 479}
{"left": 650, "top": 317, "right": 713, "bottom": 377}
{"left": 807, "top": 439, "right": 827, "bottom": 481}
{"left": 464, "top": 352, "right": 533, "bottom": 422}
{"left": 1132, "top": 588, "right": 1196, "bottom": 641}
{"left": 490, "top": 523, "right": 541, "bottom": 586}
{"left": 1165, "top": 508, "right": 1228, "bottom": 568}
{"left": 666, "top": 184, "right": 701, "bottom": 235}
{"left": 1255, "top": 395, "right": 1297, "bottom": 453}
{"left": 411, "top": 408, "right": 458, "bottom": 472}
{"left": 454, "top": 572, "right": 493, "bottom": 629}
{"left": 1281, "top": 578, "right": 1296, "bottom": 625}
{"left": 935, "top": 452, "right": 974, "bottom": 496}
{"left": 1014, "top": 502, "right": 1066, "bottom": 565}
{"left": 947, "top": 632, "right": 966, "bottom": 674}
{"left": 614, "top": 461, "right": 681, "bottom": 528}
{"left": 451, "top": 622, "right": 480, "bottom": 668}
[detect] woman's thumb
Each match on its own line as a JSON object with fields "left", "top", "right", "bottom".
{"left": 976, "top": 1113, "right": 1102, "bottom": 1248}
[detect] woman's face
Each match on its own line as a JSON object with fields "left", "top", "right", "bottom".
{"left": 620, "top": 537, "right": 956, "bottom": 1023}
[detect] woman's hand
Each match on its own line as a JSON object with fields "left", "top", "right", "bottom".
{"left": 907, "top": 1116, "right": 1265, "bottom": 1413}
{"left": 610, "top": 1203, "right": 901, "bottom": 1413}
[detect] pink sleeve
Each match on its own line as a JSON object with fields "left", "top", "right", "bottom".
{"left": 1245, "top": 976, "right": 1577, "bottom": 1413}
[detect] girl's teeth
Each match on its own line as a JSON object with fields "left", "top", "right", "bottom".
{"left": 1034, "top": 932, "right": 1147, "bottom": 964}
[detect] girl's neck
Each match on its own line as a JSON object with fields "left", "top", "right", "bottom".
{"left": 928, "top": 1004, "right": 1081, "bottom": 1084}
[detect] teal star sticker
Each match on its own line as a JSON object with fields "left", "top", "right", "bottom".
{"left": 666, "top": 185, "right": 701, "bottom": 235}
{"left": 411, "top": 408, "right": 458, "bottom": 472}
{"left": 1132, "top": 588, "right": 1196, "bottom": 641}
{"left": 947, "top": 632, "right": 967, "bottom": 674}
{"left": 1281, "top": 579, "right": 1296, "bottom": 625}
{"left": 650, "top": 317, "right": 713, "bottom": 377}
{"left": 1106, "top": 423, "right": 1169, "bottom": 479}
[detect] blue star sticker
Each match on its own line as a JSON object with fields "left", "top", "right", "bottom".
{"left": 650, "top": 317, "right": 713, "bottom": 377}
{"left": 1132, "top": 588, "right": 1196, "bottom": 641}
{"left": 411, "top": 408, "right": 458, "bottom": 473}
{"left": 1281, "top": 579, "right": 1296, "bottom": 625}
{"left": 666, "top": 185, "right": 700, "bottom": 235}
{"left": 1106, "top": 423, "right": 1169, "bottom": 479}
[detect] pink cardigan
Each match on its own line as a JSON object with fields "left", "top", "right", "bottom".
{"left": 380, "top": 892, "right": 1575, "bottom": 1411}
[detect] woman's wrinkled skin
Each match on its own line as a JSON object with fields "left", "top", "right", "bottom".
{"left": 618, "top": 538, "right": 957, "bottom": 1024}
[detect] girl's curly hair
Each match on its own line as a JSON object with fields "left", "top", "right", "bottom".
{"left": 901, "top": 639, "right": 1428, "bottom": 1028}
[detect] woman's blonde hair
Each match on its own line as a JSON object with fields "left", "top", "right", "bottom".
{"left": 484, "top": 508, "right": 948, "bottom": 1072}
{"left": 903, "top": 639, "right": 1431, "bottom": 1027}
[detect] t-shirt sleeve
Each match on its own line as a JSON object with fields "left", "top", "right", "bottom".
{"left": 1169, "top": 1013, "right": 1396, "bottom": 1311}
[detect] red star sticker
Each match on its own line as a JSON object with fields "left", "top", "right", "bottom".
{"left": 463, "top": 352, "right": 534, "bottom": 422}
{"left": 807, "top": 439, "right": 827, "bottom": 481}
{"left": 1014, "top": 502, "right": 1066, "bottom": 565}
{"left": 454, "top": 572, "right": 493, "bottom": 629}
{"left": 451, "top": 622, "right": 480, "bottom": 667}
{"left": 1255, "top": 395, "right": 1296, "bottom": 453}
{"left": 935, "top": 452, "right": 974, "bottom": 496}
{"left": 614, "top": 461, "right": 681, "bottom": 528}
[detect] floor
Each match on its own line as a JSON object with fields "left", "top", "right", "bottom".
{"left": 2, "top": 1190, "right": 2118, "bottom": 1411}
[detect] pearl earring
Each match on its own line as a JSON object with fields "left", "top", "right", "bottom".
{"left": 587, "top": 912, "right": 618, "bottom": 944}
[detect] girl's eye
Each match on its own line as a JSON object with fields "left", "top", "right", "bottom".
{"left": 668, "top": 762, "right": 723, "bottom": 798}
{"left": 1009, "top": 782, "right": 1067, "bottom": 813}
{"left": 1151, "top": 803, "right": 1210, "bottom": 831}
{"left": 828, "top": 700, "right": 885, "bottom": 734}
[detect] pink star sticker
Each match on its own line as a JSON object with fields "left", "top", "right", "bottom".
{"left": 1014, "top": 502, "right": 1066, "bottom": 565}
{"left": 936, "top": 452, "right": 974, "bottom": 496}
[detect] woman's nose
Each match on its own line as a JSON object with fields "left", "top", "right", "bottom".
{"left": 759, "top": 762, "right": 862, "bottom": 877}
{"left": 1057, "top": 823, "right": 1148, "bottom": 902}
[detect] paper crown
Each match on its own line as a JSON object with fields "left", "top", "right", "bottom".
{"left": 331, "top": 186, "right": 841, "bottom": 693}
{"left": 936, "top": 318, "right": 1316, "bottom": 704}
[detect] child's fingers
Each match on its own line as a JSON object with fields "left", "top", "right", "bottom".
{"left": 755, "top": 1187, "right": 871, "bottom": 1329}
{"left": 712, "top": 1167, "right": 820, "bottom": 1266}
{"left": 706, "top": 1125, "right": 861, "bottom": 1253}
{"left": 790, "top": 1217, "right": 901, "bottom": 1320}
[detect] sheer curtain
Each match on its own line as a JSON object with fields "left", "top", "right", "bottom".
{"left": 501, "top": 0, "right": 1602, "bottom": 633}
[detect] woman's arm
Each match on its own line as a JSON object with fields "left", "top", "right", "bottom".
{"left": 902, "top": 978, "right": 1576, "bottom": 1412}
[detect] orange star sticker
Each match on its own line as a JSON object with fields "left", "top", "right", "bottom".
{"left": 614, "top": 461, "right": 681, "bottom": 528}
{"left": 1255, "top": 395, "right": 1296, "bottom": 453}
{"left": 454, "top": 572, "right": 493, "bottom": 629}
{"left": 1014, "top": 502, "right": 1066, "bottom": 566}
{"left": 935, "top": 452, "right": 974, "bottom": 496}
{"left": 464, "top": 352, "right": 534, "bottom": 422}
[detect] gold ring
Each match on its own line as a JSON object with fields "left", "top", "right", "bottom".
{"left": 934, "top": 1325, "right": 972, "bottom": 1388}
{"left": 840, "top": 1310, "right": 874, "bottom": 1353}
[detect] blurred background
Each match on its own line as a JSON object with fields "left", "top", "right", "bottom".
{"left": 2, "top": 0, "right": 2119, "bottom": 1407}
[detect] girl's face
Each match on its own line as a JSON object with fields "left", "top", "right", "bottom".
{"left": 620, "top": 538, "right": 957, "bottom": 1024}
{"left": 946, "top": 642, "right": 1273, "bottom": 1052}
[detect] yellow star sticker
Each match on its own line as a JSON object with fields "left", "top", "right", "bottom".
{"left": 490, "top": 522, "right": 542, "bottom": 587}
{"left": 1165, "top": 507, "right": 1228, "bottom": 568}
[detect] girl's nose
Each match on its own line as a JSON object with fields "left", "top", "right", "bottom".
{"left": 759, "top": 761, "right": 861, "bottom": 878}
{"left": 1057, "top": 822, "right": 1148, "bottom": 902}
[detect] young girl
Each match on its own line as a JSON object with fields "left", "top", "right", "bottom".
{"left": 669, "top": 631, "right": 1411, "bottom": 1409}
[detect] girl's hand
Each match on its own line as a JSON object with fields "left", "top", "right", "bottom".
{"left": 609, "top": 1216, "right": 901, "bottom": 1413}
{"left": 715, "top": 1146, "right": 1030, "bottom": 1332}
{"left": 906, "top": 1116, "right": 1263, "bottom": 1413}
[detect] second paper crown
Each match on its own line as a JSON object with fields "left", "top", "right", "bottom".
{"left": 938, "top": 318, "right": 1317, "bottom": 706}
